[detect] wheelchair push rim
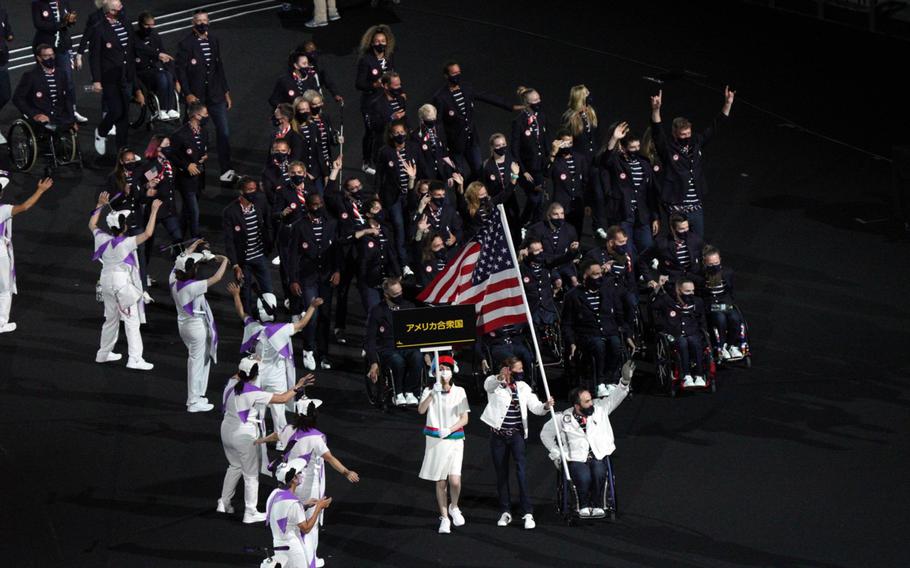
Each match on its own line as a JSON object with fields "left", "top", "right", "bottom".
{"left": 7, "top": 121, "right": 38, "bottom": 172}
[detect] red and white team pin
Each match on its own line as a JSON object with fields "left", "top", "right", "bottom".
{"left": 524, "top": 130, "right": 531, "bottom": 137}
{"left": 619, "top": 173, "right": 627, "bottom": 180}
{"left": 106, "top": 42, "right": 112, "bottom": 48}
{"left": 669, "top": 310, "right": 677, "bottom": 317}
{"left": 288, "top": 90, "right": 295, "bottom": 96}
{"left": 367, "top": 241, "right": 375, "bottom": 248}
{"left": 191, "top": 58, "right": 197, "bottom": 65}
{"left": 560, "top": 173, "right": 567, "bottom": 180}
{"left": 302, "top": 242, "right": 309, "bottom": 249}
{"left": 448, "top": 110, "right": 455, "bottom": 116}
{"left": 36, "top": 91, "right": 43, "bottom": 98}
{"left": 672, "top": 154, "right": 680, "bottom": 161}
{"left": 341, "top": 212, "right": 349, "bottom": 219}
{"left": 426, "top": 266, "right": 433, "bottom": 272}
{"left": 371, "top": 69, "right": 379, "bottom": 75}
{"left": 234, "top": 225, "right": 241, "bottom": 232}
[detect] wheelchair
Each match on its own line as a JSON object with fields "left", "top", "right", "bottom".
{"left": 709, "top": 304, "right": 753, "bottom": 369}
{"left": 554, "top": 456, "right": 618, "bottom": 524}
{"left": 654, "top": 329, "right": 718, "bottom": 397}
{"left": 536, "top": 317, "right": 564, "bottom": 367}
{"left": 364, "top": 363, "right": 397, "bottom": 412}
{"left": 564, "top": 330, "right": 634, "bottom": 397}
{"left": 6, "top": 118, "right": 81, "bottom": 173}
{"left": 129, "top": 81, "right": 182, "bottom": 131}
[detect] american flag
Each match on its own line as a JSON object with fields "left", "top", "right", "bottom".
{"left": 417, "top": 207, "right": 527, "bottom": 335}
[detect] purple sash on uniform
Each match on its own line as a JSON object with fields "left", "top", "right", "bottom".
{"left": 222, "top": 379, "right": 264, "bottom": 423}
{"left": 240, "top": 317, "right": 264, "bottom": 353}
{"left": 266, "top": 489, "right": 302, "bottom": 534}
{"left": 264, "top": 323, "right": 294, "bottom": 359}
{"left": 0, "top": 209, "right": 15, "bottom": 293}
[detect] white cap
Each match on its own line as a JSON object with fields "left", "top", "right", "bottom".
{"left": 0, "top": 169, "right": 10, "bottom": 191}
{"left": 175, "top": 253, "right": 203, "bottom": 272}
{"left": 238, "top": 355, "right": 259, "bottom": 376}
{"left": 294, "top": 398, "right": 322, "bottom": 416}
{"left": 275, "top": 457, "right": 308, "bottom": 485}
{"left": 257, "top": 293, "right": 277, "bottom": 322}
{"left": 105, "top": 209, "right": 131, "bottom": 232}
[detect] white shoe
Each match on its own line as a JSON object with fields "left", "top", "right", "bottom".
{"left": 320, "top": 359, "right": 332, "bottom": 370}
{"left": 94, "top": 129, "right": 107, "bottom": 155}
{"left": 219, "top": 169, "right": 237, "bottom": 183}
{"left": 158, "top": 110, "right": 170, "bottom": 121}
{"left": 328, "top": 12, "right": 341, "bottom": 21}
{"left": 394, "top": 393, "right": 406, "bottom": 407}
{"left": 0, "top": 322, "right": 17, "bottom": 333}
{"left": 595, "top": 383, "right": 608, "bottom": 398}
{"left": 74, "top": 111, "right": 89, "bottom": 123}
{"left": 523, "top": 513, "right": 535, "bottom": 529}
{"left": 271, "top": 255, "right": 281, "bottom": 266}
{"left": 275, "top": 440, "right": 286, "bottom": 452}
{"left": 305, "top": 19, "right": 328, "bottom": 27}
{"left": 315, "top": 559, "right": 325, "bottom": 568}
{"left": 591, "top": 507, "right": 606, "bottom": 518}
{"left": 719, "top": 345, "right": 732, "bottom": 361}
{"left": 448, "top": 505, "right": 465, "bottom": 527}
{"left": 95, "top": 352, "right": 122, "bottom": 363}
{"left": 596, "top": 228, "right": 607, "bottom": 240}
{"left": 404, "top": 392, "right": 418, "bottom": 406}
{"left": 694, "top": 375, "right": 706, "bottom": 387}
{"left": 242, "top": 510, "right": 267, "bottom": 524}
{"left": 403, "top": 265, "right": 414, "bottom": 277}
{"left": 682, "top": 374, "right": 695, "bottom": 388}
{"left": 142, "top": 291, "right": 154, "bottom": 304}
{"left": 728, "top": 345, "right": 744, "bottom": 360}
{"left": 497, "top": 512, "right": 512, "bottom": 526}
{"left": 167, "top": 109, "right": 180, "bottom": 120}
{"left": 302, "top": 350, "right": 316, "bottom": 371}
{"left": 0, "top": 133, "right": 7, "bottom": 145}
{"left": 126, "top": 358, "right": 154, "bottom": 371}
{"left": 283, "top": 298, "right": 291, "bottom": 310}
{"left": 521, "top": 227, "right": 527, "bottom": 240}
{"left": 578, "top": 507, "right": 592, "bottom": 518}
{"left": 361, "top": 163, "right": 376, "bottom": 175}
{"left": 216, "top": 498, "right": 234, "bottom": 514}
{"left": 188, "top": 401, "right": 214, "bottom": 413}
{"left": 107, "top": 125, "right": 117, "bottom": 136}
{"left": 438, "top": 516, "right": 451, "bottom": 534}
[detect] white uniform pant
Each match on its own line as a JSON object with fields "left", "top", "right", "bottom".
{"left": 294, "top": 470, "right": 322, "bottom": 561}
{"left": 220, "top": 419, "right": 261, "bottom": 513}
{"left": 178, "top": 318, "right": 211, "bottom": 406}
{"left": 96, "top": 274, "right": 143, "bottom": 362}
{"left": 312, "top": 0, "right": 338, "bottom": 23}
{"left": 259, "top": 363, "right": 288, "bottom": 435}
{"left": 272, "top": 539, "right": 310, "bottom": 568}
{"left": 0, "top": 247, "right": 12, "bottom": 325}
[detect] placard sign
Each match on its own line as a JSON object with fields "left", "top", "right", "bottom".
{"left": 392, "top": 305, "right": 477, "bottom": 349}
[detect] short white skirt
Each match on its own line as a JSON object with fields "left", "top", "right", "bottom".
{"left": 418, "top": 436, "right": 464, "bottom": 481}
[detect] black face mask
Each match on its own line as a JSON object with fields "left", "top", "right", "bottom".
{"left": 305, "top": 51, "right": 318, "bottom": 62}
{"left": 585, "top": 94, "right": 593, "bottom": 106}
{"left": 479, "top": 196, "right": 491, "bottom": 206}
{"left": 310, "top": 106, "right": 322, "bottom": 116}
{"left": 448, "top": 74, "right": 461, "bottom": 85}
{"left": 434, "top": 249, "right": 447, "bottom": 259}
{"left": 675, "top": 229, "right": 689, "bottom": 239}
{"left": 123, "top": 160, "right": 140, "bottom": 171}
{"left": 512, "top": 371, "right": 525, "bottom": 382}
{"left": 550, "top": 218, "right": 563, "bottom": 228}
{"left": 372, "top": 43, "right": 386, "bottom": 54}
{"left": 309, "top": 206, "right": 324, "bottom": 217}
{"left": 625, "top": 150, "right": 640, "bottom": 160}
{"left": 676, "top": 137, "right": 691, "bottom": 149}
{"left": 527, "top": 252, "right": 542, "bottom": 264}
{"left": 40, "top": 57, "right": 56, "bottom": 70}
{"left": 290, "top": 175, "right": 305, "bottom": 186}
{"left": 614, "top": 243, "right": 628, "bottom": 254}
{"left": 529, "top": 102, "right": 542, "bottom": 113}
{"left": 680, "top": 292, "right": 695, "bottom": 303}
{"left": 296, "top": 112, "right": 310, "bottom": 123}
{"left": 194, "top": 23, "right": 209, "bottom": 34}
{"left": 373, "top": 211, "right": 386, "bottom": 223}
{"left": 139, "top": 26, "right": 153, "bottom": 37}
{"left": 587, "top": 276, "right": 603, "bottom": 289}
{"left": 705, "top": 264, "right": 721, "bottom": 274}
{"left": 392, "top": 133, "right": 407, "bottom": 145}
{"left": 432, "top": 197, "right": 445, "bottom": 207}
{"left": 271, "top": 116, "right": 281, "bottom": 128}
{"left": 557, "top": 146, "right": 572, "bottom": 156}
{"left": 198, "top": 116, "right": 209, "bottom": 127}
{"left": 580, "top": 405, "right": 595, "bottom": 417}
{"left": 389, "top": 87, "right": 403, "bottom": 97}
{"left": 493, "top": 146, "right": 507, "bottom": 157}
{"left": 272, "top": 152, "right": 289, "bottom": 163}
{"left": 423, "top": 119, "right": 436, "bottom": 128}
{"left": 160, "top": 146, "right": 174, "bottom": 160}
{"left": 388, "top": 294, "right": 403, "bottom": 305}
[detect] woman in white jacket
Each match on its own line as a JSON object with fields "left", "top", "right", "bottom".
{"left": 540, "top": 361, "right": 634, "bottom": 518}
{"left": 481, "top": 356, "right": 553, "bottom": 530}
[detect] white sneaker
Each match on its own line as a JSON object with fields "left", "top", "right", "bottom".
{"left": 242, "top": 510, "right": 267, "bottom": 524}
{"left": 142, "top": 291, "right": 154, "bottom": 304}
{"left": 521, "top": 227, "right": 527, "bottom": 240}
{"left": 591, "top": 507, "right": 606, "bottom": 518}
{"left": 448, "top": 505, "right": 465, "bottom": 527}
{"left": 271, "top": 255, "right": 281, "bottom": 266}
{"left": 682, "top": 374, "right": 695, "bottom": 388}
{"left": 719, "top": 345, "right": 732, "bottom": 361}
{"left": 595, "top": 383, "right": 609, "bottom": 397}
{"left": 315, "top": 559, "right": 325, "bottom": 568}
{"left": 275, "top": 440, "right": 286, "bottom": 452}
{"left": 302, "top": 350, "right": 316, "bottom": 371}
{"left": 0, "top": 133, "right": 7, "bottom": 145}
{"left": 728, "top": 345, "right": 744, "bottom": 360}
{"left": 74, "top": 111, "right": 89, "bottom": 123}
{"left": 497, "top": 512, "right": 512, "bottom": 526}
{"left": 95, "top": 352, "right": 122, "bottom": 363}
{"left": 188, "top": 401, "right": 214, "bottom": 413}
{"left": 0, "top": 322, "right": 17, "bottom": 333}
{"left": 305, "top": 19, "right": 328, "bottom": 27}
{"left": 283, "top": 298, "right": 291, "bottom": 310}
{"left": 596, "top": 228, "right": 607, "bottom": 240}
{"left": 167, "top": 109, "right": 180, "bottom": 120}
{"left": 107, "top": 125, "right": 117, "bottom": 136}
{"left": 694, "top": 375, "right": 706, "bottom": 387}
{"left": 394, "top": 393, "right": 406, "bottom": 407}
{"left": 404, "top": 392, "right": 418, "bottom": 406}
{"left": 126, "top": 358, "right": 154, "bottom": 371}
{"left": 328, "top": 12, "right": 341, "bottom": 21}
{"left": 216, "top": 498, "right": 234, "bottom": 514}
{"left": 219, "top": 170, "right": 237, "bottom": 183}
{"left": 578, "top": 507, "right": 592, "bottom": 518}
{"left": 158, "top": 110, "right": 170, "bottom": 121}
{"left": 319, "top": 359, "right": 332, "bottom": 370}
{"left": 361, "top": 163, "right": 376, "bottom": 175}
{"left": 523, "top": 513, "right": 536, "bottom": 529}
{"left": 403, "top": 265, "right": 414, "bottom": 277}
{"left": 94, "top": 129, "right": 107, "bottom": 155}
{"left": 438, "top": 516, "right": 451, "bottom": 534}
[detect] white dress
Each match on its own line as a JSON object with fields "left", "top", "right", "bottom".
{"left": 418, "top": 385, "right": 470, "bottom": 481}
{"left": 0, "top": 205, "right": 16, "bottom": 325}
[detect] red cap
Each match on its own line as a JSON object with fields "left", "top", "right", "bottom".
{"left": 438, "top": 355, "right": 456, "bottom": 368}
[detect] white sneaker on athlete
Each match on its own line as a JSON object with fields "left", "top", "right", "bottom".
{"left": 448, "top": 505, "right": 465, "bottom": 527}
{"left": 302, "top": 350, "right": 316, "bottom": 371}
{"left": 682, "top": 374, "right": 695, "bottom": 388}
{"left": 158, "top": 110, "right": 170, "bottom": 121}
{"left": 438, "top": 516, "right": 451, "bottom": 534}
{"left": 74, "top": 111, "right": 89, "bottom": 123}
{"left": 328, "top": 12, "right": 341, "bottom": 21}
{"left": 403, "top": 265, "right": 414, "bottom": 277}
{"left": 96, "top": 352, "right": 122, "bottom": 363}
{"left": 126, "top": 358, "right": 154, "bottom": 371}
{"left": 361, "top": 163, "right": 376, "bottom": 175}
{"left": 188, "top": 401, "right": 214, "bottom": 413}
{"left": 404, "top": 392, "right": 418, "bottom": 406}
{"left": 167, "top": 109, "right": 180, "bottom": 120}
{"left": 578, "top": 507, "right": 592, "bottom": 518}
{"left": 305, "top": 19, "right": 328, "bottom": 27}
{"left": 728, "top": 345, "right": 744, "bottom": 360}
{"left": 243, "top": 510, "right": 266, "bottom": 524}
{"left": 94, "top": 129, "right": 106, "bottom": 155}
{"left": 523, "top": 513, "right": 536, "bottom": 529}
{"left": 394, "top": 393, "right": 406, "bottom": 407}
{"left": 591, "top": 507, "right": 606, "bottom": 518}
{"left": 719, "top": 345, "right": 732, "bottom": 361}
{"left": 497, "top": 512, "right": 512, "bottom": 526}
{"left": 694, "top": 375, "right": 706, "bottom": 387}
{"left": 216, "top": 498, "right": 234, "bottom": 514}
{"left": 219, "top": 170, "right": 237, "bottom": 183}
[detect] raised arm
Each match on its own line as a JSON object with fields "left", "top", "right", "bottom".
{"left": 134, "top": 200, "right": 162, "bottom": 245}
{"left": 650, "top": 89, "right": 662, "bottom": 124}
{"left": 226, "top": 282, "right": 248, "bottom": 320}
{"left": 293, "top": 297, "right": 324, "bottom": 332}
{"left": 322, "top": 450, "right": 360, "bottom": 483}
{"left": 721, "top": 85, "right": 735, "bottom": 117}
{"left": 269, "top": 374, "right": 314, "bottom": 405}
{"left": 12, "top": 178, "right": 53, "bottom": 216}
{"left": 297, "top": 498, "right": 332, "bottom": 534}
{"left": 89, "top": 190, "right": 109, "bottom": 231}
{"left": 205, "top": 256, "right": 230, "bottom": 287}
{"left": 606, "top": 122, "right": 629, "bottom": 152}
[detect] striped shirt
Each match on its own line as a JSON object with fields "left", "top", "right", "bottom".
{"left": 452, "top": 89, "right": 468, "bottom": 130}
{"left": 674, "top": 238, "right": 690, "bottom": 269}
{"left": 395, "top": 149, "right": 409, "bottom": 194}
{"left": 314, "top": 119, "right": 330, "bottom": 163}
{"left": 44, "top": 70, "right": 59, "bottom": 107}
{"left": 242, "top": 205, "right": 264, "bottom": 261}
{"left": 583, "top": 289, "right": 601, "bottom": 320}
{"left": 110, "top": 18, "right": 128, "bottom": 54}
{"left": 310, "top": 216, "right": 324, "bottom": 246}
{"left": 706, "top": 277, "right": 729, "bottom": 304}
{"left": 500, "top": 385, "right": 522, "bottom": 431}
{"left": 50, "top": 1, "right": 62, "bottom": 47}
{"left": 197, "top": 37, "right": 212, "bottom": 68}
{"left": 388, "top": 97, "right": 403, "bottom": 118}
{"left": 628, "top": 157, "right": 644, "bottom": 210}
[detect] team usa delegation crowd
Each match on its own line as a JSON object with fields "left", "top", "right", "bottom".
{"left": 0, "top": 1, "right": 748, "bottom": 565}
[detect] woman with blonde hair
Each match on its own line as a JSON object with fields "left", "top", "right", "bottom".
{"left": 562, "top": 84, "right": 600, "bottom": 161}
{"left": 355, "top": 25, "right": 397, "bottom": 174}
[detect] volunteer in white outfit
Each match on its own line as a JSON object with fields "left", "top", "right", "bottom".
{"left": 258, "top": 400, "right": 360, "bottom": 568}
{"left": 540, "top": 361, "right": 634, "bottom": 519}
{"left": 218, "top": 355, "right": 312, "bottom": 523}
{"left": 89, "top": 191, "right": 161, "bottom": 370}
{"left": 0, "top": 174, "right": 53, "bottom": 334}
{"left": 417, "top": 355, "right": 470, "bottom": 534}
{"left": 228, "top": 281, "right": 322, "bottom": 443}
{"left": 264, "top": 458, "right": 332, "bottom": 568}
{"left": 481, "top": 356, "right": 554, "bottom": 530}
{"left": 170, "top": 239, "right": 230, "bottom": 413}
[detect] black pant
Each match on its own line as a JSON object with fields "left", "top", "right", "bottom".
{"left": 334, "top": 244, "right": 357, "bottom": 331}
{"left": 98, "top": 79, "right": 132, "bottom": 150}
{"left": 490, "top": 431, "right": 533, "bottom": 515}
{"left": 0, "top": 65, "right": 11, "bottom": 113}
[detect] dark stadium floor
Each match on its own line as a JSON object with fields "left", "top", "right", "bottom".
{"left": 0, "top": 1, "right": 908, "bottom": 567}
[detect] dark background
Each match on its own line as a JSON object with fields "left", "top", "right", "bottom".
{"left": 0, "top": 1, "right": 908, "bottom": 566}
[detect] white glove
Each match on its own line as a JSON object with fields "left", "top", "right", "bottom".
{"left": 596, "top": 228, "right": 607, "bottom": 240}
{"left": 432, "top": 381, "right": 443, "bottom": 393}
{"left": 548, "top": 448, "right": 562, "bottom": 463}
{"left": 620, "top": 361, "right": 636, "bottom": 387}
{"left": 438, "top": 427, "right": 451, "bottom": 439}
{"left": 201, "top": 249, "right": 215, "bottom": 262}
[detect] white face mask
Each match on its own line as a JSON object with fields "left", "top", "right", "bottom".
{"left": 439, "top": 369, "right": 453, "bottom": 381}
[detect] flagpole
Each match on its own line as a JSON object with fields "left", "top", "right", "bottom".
{"left": 496, "top": 204, "right": 572, "bottom": 482}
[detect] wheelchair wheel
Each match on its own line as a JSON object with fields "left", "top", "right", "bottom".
{"left": 655, "top": 335, "right": 679, "bottom": 398}
{"left": 7, "top": 120, "right": 38, "bottom": 172}
{"left": 53, "top": 128, "right": 79, "bottom": 165}
{"left": 604, "top": 456, "right": 618, "bottom": 521}
{"left": 364, "top": 369, "right": 383, "bottom": 408}
{"left": 129, "top": 95, "right": 147, "bottom": 129}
